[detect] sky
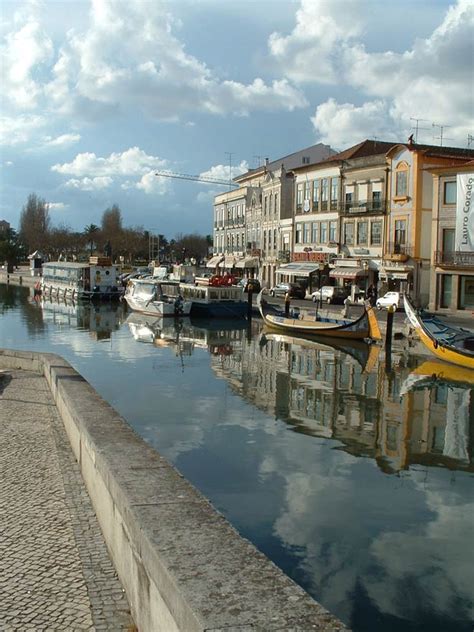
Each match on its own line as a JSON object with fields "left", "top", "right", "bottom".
{"left": 1, "top": 0, "right": 473, "bottom": 238}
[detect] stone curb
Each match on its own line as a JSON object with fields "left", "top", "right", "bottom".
{"left": 0, "top": 348, "right": 349, "bottom": 632}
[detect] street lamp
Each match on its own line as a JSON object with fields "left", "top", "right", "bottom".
{"left": 318, "top": 262, "right": 325, "bottom": 309}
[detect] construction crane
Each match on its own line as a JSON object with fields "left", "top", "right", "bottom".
{"left": 154, "top": 170, "right": 239, "bottom": 188}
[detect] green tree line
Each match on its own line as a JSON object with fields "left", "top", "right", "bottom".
{"left": 0, "top": 193, "right": 212, "bottom": 267}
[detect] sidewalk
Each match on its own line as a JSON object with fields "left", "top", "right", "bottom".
{"left": 0, "top": 368, "right": 134, "bottom": 631}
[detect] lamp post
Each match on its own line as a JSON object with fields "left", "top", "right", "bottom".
{"left": 318, "top": 262, "right": 325, "bottom": 309}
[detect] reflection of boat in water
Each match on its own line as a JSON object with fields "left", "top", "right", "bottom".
{"left": 257, "top": 291, "right": 381, "bottom": 341}
{"left": 400, "top": 360, "right": 474, "bottom": 396}
{"left": 125, "top": 312, "right": 246, "bottom": 355}
{"left": 261, "top": 332, "right": 380, "bottom": 373}
{"left": 34, "top": 293, "right": 126, "bottom": 339}
{"left": 123, "top": 279, "right": 192, "bottom": 317}
{"left": 404, "top": 294, "right": 474, "bottom": 370}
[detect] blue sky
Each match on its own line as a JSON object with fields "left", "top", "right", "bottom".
{"left": 1, "top": 0, "right": 472, "bottom": 238}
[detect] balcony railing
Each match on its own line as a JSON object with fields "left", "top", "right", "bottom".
{"left": 434, "top": 251, "right": 474, "bottom": 267}
{"left": 384, "top": 242, "right": 414, "bottom": 261}
{"left": 343, "top": 199, "right": 386, "bottom": 215}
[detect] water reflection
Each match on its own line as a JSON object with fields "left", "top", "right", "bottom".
{"left": 1, "top": 287, "right": 473, "bottom": 632}
{"left": 208, "top": 330, "right": 473, "bottom": 475}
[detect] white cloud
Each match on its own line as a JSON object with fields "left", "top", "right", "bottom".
{"left": 52, "top": 147, "right": 167, "bottom": 178}
{"left": 199, "top": 161, "right": 248, "bottom": 184}
{"left": 135, "top": 171, "right": 169, "bottom": 195}
{"left": 272, "top": 0, "right": 474, "bottom": 145}
{"left": 311, "top": 99, "right": 399, "bottom": 148}
{"left": 1, "top": 4, "right": 53, "bottom": 109}
{"left": 43, "top": 133, "right": 81, "bottom": 148}
{"left": 64, "top": 176, "right": 113, "bottom": 191}
{"left": 0, "top": 114, "right": 46, "bottom": 146}
{"left": 48, "top": 202, "right": 68, "bottom": 211}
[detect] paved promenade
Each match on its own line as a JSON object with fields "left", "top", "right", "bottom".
{"left": 0, "top": 368, "right": 134, "bottom": 631}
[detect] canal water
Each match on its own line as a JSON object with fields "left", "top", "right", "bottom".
{"left": 1, "top": 284, "right": 473, "bottom": 632}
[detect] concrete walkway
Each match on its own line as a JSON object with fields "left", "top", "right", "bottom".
{"left": 0, "top": 368, "right": 134, "bottom": 631}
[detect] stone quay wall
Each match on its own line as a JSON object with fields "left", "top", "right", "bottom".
{"left": 0, "top": 348, "right": 348, "bottom": 632}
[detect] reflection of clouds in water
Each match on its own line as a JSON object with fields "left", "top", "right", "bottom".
{"left": 261, "top": 435, "right": 473, "bottom": 625}
{"left": 366, "top": 473, "right": 474, "bottom": 622}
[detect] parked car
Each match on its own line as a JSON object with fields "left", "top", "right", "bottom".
{"left": 311, "top": 286, "right": 349, "bottom": 304}
{"left": 237, "top": 278, "right": 261, "bottom": 293}
{"left": 269, "top": 282, "right": 306, "bottom": 299}
{"left": 376, "top": 291, "right": 404, "bottom": 310}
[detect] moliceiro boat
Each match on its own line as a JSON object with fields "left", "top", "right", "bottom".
{"left": 257, "top": 291, "right": 382, "bottom": 341}
{"left": 404, "top": 295, "right": 474, "bottom": 370}
{"left": 40, "top": 258, "right": 123, "bottom": 301}
{"left": 124, "top": 279, "right": 192, "bottom": 317}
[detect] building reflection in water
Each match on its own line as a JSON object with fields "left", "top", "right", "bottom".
{"left": 208, "top": 330, "right": 473, "bottom": 475}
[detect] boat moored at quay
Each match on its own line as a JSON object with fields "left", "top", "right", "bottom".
{"left": 123, "top": 278, "right": 192, "bottom": 317}
{"left": 40, "top": 257, "right": 123, "bottom": 302}
{"left": 179, "top": 282, "right": 248, "bottom": 319}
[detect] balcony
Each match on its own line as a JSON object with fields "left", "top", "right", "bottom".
{"left": 344, "top": 199, "right": 386, "bottom": 215}
{"left": 434, "top": 251, "right": 474, "bottom": 268}
{"left": 384, "top": 242, "right": 413, "bottom": 262}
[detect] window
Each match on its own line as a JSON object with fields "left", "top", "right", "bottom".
{"left": 345, "top": 191, "right": 353, "bottom": 208}
{"left": 330, "top": 178, "right": 339, "bottom": 210}
{"left": 303, "top": 222, "right": 310, "bottom": 243}
{"left": 274, "top": 229, "right": 277, "bottom": 251}
{"left": 371, "top": 221, "right": 382, "bottom": 245}
{"left": 442, "top": 228, "right": 455, "bottom": 255}
{"left": 344, "top": 222, "right": 354, "bottom": 245}
{"left": 264, "top": 196, "right": 268, "bottom": 215}
{"left": 395, "top": 163, "right": 409, "bottom": 197}
{"left": 357, "top": 221, "right": 368, "bottom": 245}
{"left": 329, "top": 221, "right": 337, "bottom": 242}
{"left": 459, "top": 275, "right": 474, "bottom": 309}
{"left": 302, "top": 156, "right": 310, "bottom": 165}
{"left": 297, "top": 184, "right": 304, "bottom": 211}
{"left": 304, "top": 181, "right": 311, "bottom": 201}
{"left": 444, "top": 181, "right": 456, "bottom": 205}
{"left": 312, "top": 222, "right": 319, "bottom": 243}
{"left": 321, "top": 178, "right": 328, "bottom": 211}
{"left": 274, "top": 193, "right": 279, "bottom": 215}
{"left": 440, "top": 274, "right": 452, "bottom": 308}
{"left": 295, "top": 223, "right": 302, "bottom": 244}
{"left": 394, "top": 219, "right": 406, "bottom": 247}
{"left": 372, "top": 190, "right": 382, "bottom": 210}
{"left": 313, "top": 179, "right": 320, "bottom": 211}
{"left": 320, "top": 222, "right": 328, "bottom": 243}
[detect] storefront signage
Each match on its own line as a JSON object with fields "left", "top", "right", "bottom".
{"left": 455, "top": 173, "right": 474, "bottom": 251}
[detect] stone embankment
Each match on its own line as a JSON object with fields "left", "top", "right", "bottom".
{"left": 0, "top": 348, "right": 348, "bottom": 632}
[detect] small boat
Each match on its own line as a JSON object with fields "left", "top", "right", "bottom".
{"left": 41, "top": 257, "right": 123, "bottom": 301}
{"left": 404, "top": 295, "right": 474, "bottom": 370}
{"left": 124, "top": 278, "right": 192, "bottom": 317}
{"left": 257, "top": 291, "right": 381, "bottom": 341}
{"left": 179, "top": 282, "right": 247, "bottom": 319}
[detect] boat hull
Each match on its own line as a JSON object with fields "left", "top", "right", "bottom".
{"left": 257, "top": 292, "right": 381, "bottom": 341}
{"left": 124, "top": 297, "right": 192, "bottom": 317}
{"left": 190, "top": 301, "right": 247, "bottom": 319}
{"left": 404, "top": 296, "right": 474, "bottom": 370}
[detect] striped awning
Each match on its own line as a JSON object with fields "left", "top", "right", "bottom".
{"left": 235, "top": 257, "right": 259, "bottom": 269}
{"left": 218, "top": 255, "right": 238, "bottom": 268}
{"left": 329, "top": 267, "right": 368, "bottom": 279}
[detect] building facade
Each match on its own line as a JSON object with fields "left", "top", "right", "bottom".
{"left": 428, "top": 161, "right": 474, "bottom": 313}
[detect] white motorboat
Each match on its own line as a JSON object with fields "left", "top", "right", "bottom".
{"left": 123, "top": 278, "right": 192, "bottom": 317}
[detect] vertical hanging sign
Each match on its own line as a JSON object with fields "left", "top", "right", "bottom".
{"left": 455, "top": 173, "right": 474, "bottom": 251}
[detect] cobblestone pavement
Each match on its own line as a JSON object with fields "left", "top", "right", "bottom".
{"left": 0, "top": 369, "right": 134, "bottom": 631}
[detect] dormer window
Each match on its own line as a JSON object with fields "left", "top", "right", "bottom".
{"left": 302, "top": 156, "right": 310, "bottom": 164}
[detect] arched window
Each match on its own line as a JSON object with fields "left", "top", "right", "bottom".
{"left": 395, "top": 162, "right": 409, "bottom": 198}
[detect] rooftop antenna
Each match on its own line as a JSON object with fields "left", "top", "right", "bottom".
{"left": 432, "top": 123, "right": 452, "bottom": 147}
{"left": 225, "top": 152, "right": 234, "bottom": 191}
{"left": 410, "top": 117, "right": 430, "bottom": 143}
{"left": 253, "top": 155, "right": 264, "bottom": 169}
{"left": 467, "top": 134, "right": 474, "bottom": 148}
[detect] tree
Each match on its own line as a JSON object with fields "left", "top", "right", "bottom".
{"left": 0, "top": 228, "right": 26, "bottom": 271}
{"left": 83, "top": 224, "right": 100, "bottom": 255}
{"left": 101, "top": 204, "right": 123, "bottom": 260}
{"left": 19, "top": 193, "right": 51, "bottom": 253}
